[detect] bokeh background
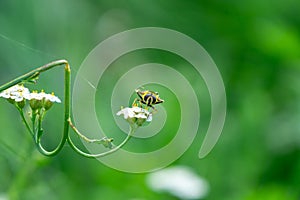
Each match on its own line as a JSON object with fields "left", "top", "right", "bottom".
{"left": 1, "top": 1, "right": 300, "bottom": 199}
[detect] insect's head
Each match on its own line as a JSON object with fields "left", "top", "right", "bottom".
{"left": 135, "top": 88, "right": 151, "bottom": 98}
{"left": 135, "top": 88, "right": 145, "bottom": 97}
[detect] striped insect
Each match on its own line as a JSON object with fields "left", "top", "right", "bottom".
{"left": 133, "top": 88, "right": 164, "bottom": 110}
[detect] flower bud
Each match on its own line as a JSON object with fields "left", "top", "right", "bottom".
{"left": 16, "top": 99, "right": 26, "bottom": 109}
{"left": 29, "top": 99, "right": 43, "bottom": 110}
{"left": 136, "top": 117, "right": 146, "bottom": 126}
{"left": 43, "top": 93, "right": 61, "bottom": 110}
{"left": 44, "top": 100, "right": 53, "bottom": 110}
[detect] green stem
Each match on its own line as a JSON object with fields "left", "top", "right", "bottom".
{"left": 31, "top": 111, "right": 37, "bottom": 140}
{"left": 18, "top": 108, "right": 34, "bottom": 139}
{"left": 67, "top": 125, "right": 135, "bottom": 158}
{"left": 0, "top": 60, "right": 70, "bottom": 156}
{"left": 36, "top": 108, "right": 44, "bottom": 143}
{"left": 68, "top": 119, "right": 108, "bottom": 143}
{"left": 34, "top": 62, "right": 70, "bottom": 156}
{"left": 0, "top": 60, "right": 68, "bottom": 92}
{"left": 1, "top": 60, "right": 132, "bottom": 158}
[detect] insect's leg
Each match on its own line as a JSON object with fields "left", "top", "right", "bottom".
{"left": 144, "top": 98, "right": 151, "bottom": 110}
{"left": 132, "top": 98, "right": 139, "bottom": 107}
{"left": 150, "top": 105, "right": 158, "bottom": 114}
{"left": 133, "top": 98, "right": 143, "bottom": 108}
{"left": 139, "top": 99, "right": 144, "bottom": 108}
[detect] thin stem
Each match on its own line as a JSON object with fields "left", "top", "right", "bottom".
{"left": 31, "top": 111, "right": 37, "bottom": 141}
{"left": 18, "top": 108, "right": 34, "bottom": 139}
{"left": 68, "top": 119, "right": 108, "bottom": 143}
{"left": 36, "top": 109, "right": 44, "bottom": 142}
{"left": 67, "top": 125, "right": 135, "bottom": 158}
{"left": 34, "top": 62, "right": 70, "bottom": 156}
{"left": 0, "top": 60, "right": 70, "bottom": 156}
{"left": 1, "top": 60, "right": 133, "bottom": 158}
{"left": 0, "top": 60, "right": 69, "bottom": 92}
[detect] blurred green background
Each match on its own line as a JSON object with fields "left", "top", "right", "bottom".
{"left": 1, "top": 0, "right": 300, "bottom": 199}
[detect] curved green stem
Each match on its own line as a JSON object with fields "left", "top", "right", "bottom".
{"left": 1, "top": 60, "right": 133, "bottom": 158}
{"left": 0, "top": 60, "right": 69, "bottom": 92}
{"left": 0, "top": 60, "right": 70, "bottom": 156}
{"left": 67, "top": 125, "right": 135, "bottom": 158}
{"left": 34, "top": 62, "right": 70, "bottom": 156}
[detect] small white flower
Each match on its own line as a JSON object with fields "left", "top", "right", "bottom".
{"left": 26, "top": 91, "right": 61, "bottom": 103}
{"left": 117, "top": 106, "right": 153, "bottom": 126}
{"left": 131, "top": 106, "right": 144, "bottom": 113}
{"left": 117, "top": 107, "right": 136, "bottom": 119}
{"left": 24, "top": 91, "right": 61, "bottom": 110}
{"left": 26, "top": 91, "right": 44, "bottom": 101}
{"left": 43, "top": 92, "right": 61, "bottom": 110}
{"left": 0, "top": 91, "right": 10, "bottom": 99}
{"left": 44, "top": 93, "right": 61, "bottom": 103}
{"left": 117, "top": 107, "right": 152, "bottom": 122}
{"left": 131, "top": 107, "right": 152, "bottom": 122}
{"left": 135, "top": 113, "right": 147, "bottom": 119}
{"left": 0, "top": 85, "right": 61, "bottom": 110}
{"left": 0, "top": 84, "right": 30, "bottom": 102}
{"left": 146, "top": 113, "right": 152, "bottom": 122}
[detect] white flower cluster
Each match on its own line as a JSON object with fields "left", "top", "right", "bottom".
{"left": 0, "top": 84, "right": 30, "bottom": 102}
{"left": 0, "top": 84, "right": 61, "bottom": 109}
{"left": 27, "top": 91, "right": 61, "bottom": 103}
{"left": 117, "top": 106, "right": 152, "bottom": 126}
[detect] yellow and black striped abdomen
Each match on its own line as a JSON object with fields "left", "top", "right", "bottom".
{"left": 135, "top": 89, "right": 164, "bottom": 108}
{"left": 143, "top": 93, "right": 156, "bottom": 106}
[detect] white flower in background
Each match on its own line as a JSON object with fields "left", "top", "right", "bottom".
{"left": 0, "top": 193, "right": 8, "bottom": 200}
{"left": 0, "top": 84, "right": 30, "bottom": 102}
{"left": 117, "top": 106, "right": 152, "bottom": 126}
{"left": 146, "top": 166, "right": 209, "bottom": 200}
